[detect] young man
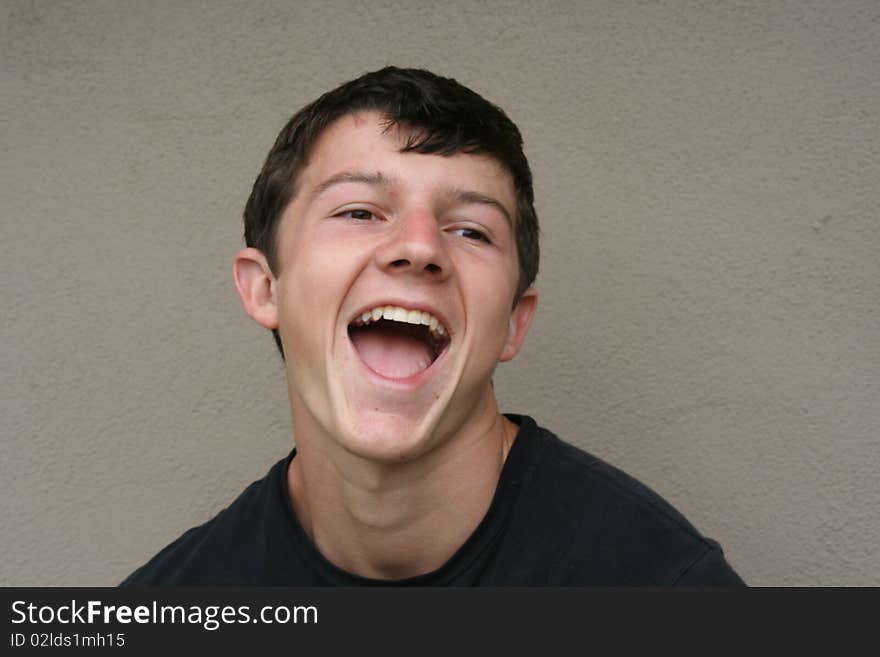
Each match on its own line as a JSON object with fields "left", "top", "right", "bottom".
{"left": 122, "top": 67, "right": 743, "bottom": 585}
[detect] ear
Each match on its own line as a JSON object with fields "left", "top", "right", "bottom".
{"left": 233, "top": 248, "right": 279, "bottom": 329}
{"left": 499, "top": 287, "right": 538, "bottom": 362}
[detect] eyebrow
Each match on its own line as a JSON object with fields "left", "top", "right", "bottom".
{"left": 309, "top": 170, "right": 513, "bottom": 226}
{"left": 309, "top": 171, "right": 392, "bottom": 202}
{"left": 445, "top": 188, "right": 513, "bottom": 226}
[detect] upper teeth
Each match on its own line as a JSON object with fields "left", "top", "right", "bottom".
{"left": 353, "top": 305, "right": 447, "bottom": 337}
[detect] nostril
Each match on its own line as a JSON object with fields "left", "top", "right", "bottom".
{"left": 425, "top": 263, "right": 441, "bottom": 274}
{"left": 391, "top": 259, "right": 410, "bottom": 267}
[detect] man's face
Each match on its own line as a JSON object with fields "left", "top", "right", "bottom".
{"left": 269, "top": 112, "right": 535, "bottom": 462}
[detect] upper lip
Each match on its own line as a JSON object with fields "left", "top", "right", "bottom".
{"left": 346, "top": 299, "right": 454, "bottom": 338}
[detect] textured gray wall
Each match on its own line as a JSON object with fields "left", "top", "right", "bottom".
{"left": 2, "top": 0, "right": 878, "bottom": 586}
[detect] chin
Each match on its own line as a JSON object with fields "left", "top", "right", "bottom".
{"left": 336, "top": 408, "right": 442, "bottom": 464}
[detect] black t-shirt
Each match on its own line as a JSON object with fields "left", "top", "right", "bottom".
{"left": 121, "top": 415, "right": 744, "bottom": 585}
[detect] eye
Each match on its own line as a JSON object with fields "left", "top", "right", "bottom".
{"left": 341, "top": 208, "right": 378, "bottom": 221}
{"left": 453, "top": 227, "right": 492, "bottom": 243}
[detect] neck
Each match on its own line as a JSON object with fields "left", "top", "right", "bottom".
{"left": 287, "top": 395, "right": 518, "bottom": 580}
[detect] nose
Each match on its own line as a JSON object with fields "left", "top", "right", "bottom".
{"left": 376, "top": 208, "right": 452, "bottom": 280}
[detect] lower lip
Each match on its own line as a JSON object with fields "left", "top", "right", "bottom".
{"left": 347, "top": 334, "right": 451, "bottom": 390}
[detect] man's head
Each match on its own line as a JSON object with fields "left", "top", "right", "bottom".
{"left": 234, "top": 67, "right": 539, "bottom": 462}
{"left": 242, "top": 67, "right": 539, "bottom": 356}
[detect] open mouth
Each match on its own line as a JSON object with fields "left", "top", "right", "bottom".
{"left": 348, "top": 305, "right": 451, "bottom": 380}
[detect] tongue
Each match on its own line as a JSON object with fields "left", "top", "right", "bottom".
{"left": 351, "top": 325, "right": 434, "bottom": 379}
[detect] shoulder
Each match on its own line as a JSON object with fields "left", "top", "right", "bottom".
{"left": 119, "top": 455, "right": 291, "bottom": 586}
{"left": 508, "top": 416, "right": 743, "bottom": 585}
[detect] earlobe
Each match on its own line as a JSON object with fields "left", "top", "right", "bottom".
{"left": 233, "top": 248, "right": 279, "bottom": 329}
{"left": 499, "top": 287, "right": 538, "bottom": 362}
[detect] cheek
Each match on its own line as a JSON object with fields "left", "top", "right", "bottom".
{"left": 467, "top": 275, "right": 517, "bottom": 355}
{"left": 275, "top": 266, "right": 339, "bottom": 354}
{"left": 279, "top": 231, "right": 355, "bottom": 300}
{"left": 274, "top": 231, "right": 368, "bottom": 352}
{"left": 467, "top": 250, "right": 519, "bottom": 307}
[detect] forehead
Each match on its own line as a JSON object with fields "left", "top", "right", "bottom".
{"left": 296, "top": 112, "right": 516, "bottom": 209}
